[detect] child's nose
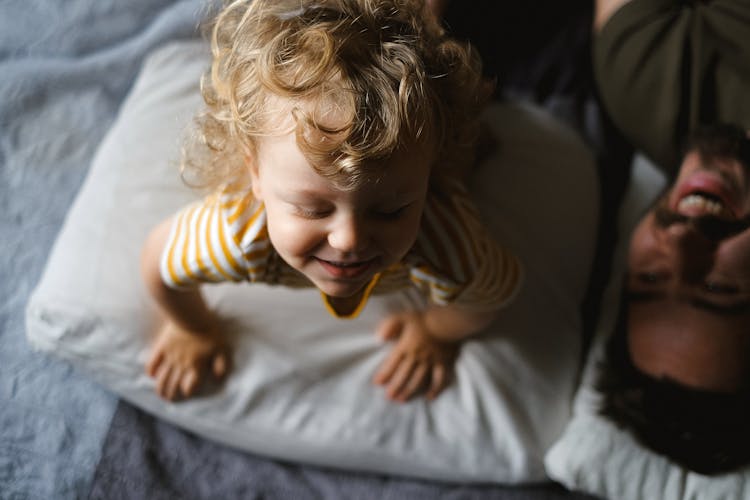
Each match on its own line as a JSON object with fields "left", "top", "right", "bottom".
{"left": 328, "top": 214, "right": 368, "bottom": 252}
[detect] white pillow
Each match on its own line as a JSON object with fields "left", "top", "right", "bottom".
{"left": 26, "top": 40, "right": 599, "bottom": 483}
{"left": 545, "top": 156, "right": 750, "bottom": 499}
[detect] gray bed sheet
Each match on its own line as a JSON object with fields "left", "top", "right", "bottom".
{"left": 0, "top": 1, "right": 601, "bottom": 498}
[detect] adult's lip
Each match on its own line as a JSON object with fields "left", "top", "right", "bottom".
{"left": 672, "top": 171, "right": 741, "bottom": 219}
{"left": 315, "top": 257, "right": 378, "bottom": 279}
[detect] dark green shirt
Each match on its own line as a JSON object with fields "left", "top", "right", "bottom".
{"left": 594, "top": 0, "right": 750, "bottom": 173}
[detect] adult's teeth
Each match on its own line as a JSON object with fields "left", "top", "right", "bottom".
{"left": 677, "top": 194, "right": 724, "bottom": 215}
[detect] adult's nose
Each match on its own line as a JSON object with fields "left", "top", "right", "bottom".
{"left": 659, "top": 223, "right": 715, "bottom": 280}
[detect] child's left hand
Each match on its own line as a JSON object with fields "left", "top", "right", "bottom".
{"left": 373, "top": 311, "right": 459, "bottom": 402}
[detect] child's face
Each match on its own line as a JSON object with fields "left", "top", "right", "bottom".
{"left": 250, "top": 131, "right": 432, "bottom": 299}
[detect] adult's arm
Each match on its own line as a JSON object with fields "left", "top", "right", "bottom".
{"left": 593, "top": 0, "right": 750, "bottom": 173}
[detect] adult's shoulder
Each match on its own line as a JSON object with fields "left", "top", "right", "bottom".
{"left": 594, "top": 0, "right": 750, "bottom": 173}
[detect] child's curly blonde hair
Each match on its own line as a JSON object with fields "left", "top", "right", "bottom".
{"left": 183, "top": 0, "right": 486, "bottom": 191}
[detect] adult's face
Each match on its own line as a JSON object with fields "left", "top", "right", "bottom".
{"left": 626, "top": 151, "right": 750, "bottom": 392}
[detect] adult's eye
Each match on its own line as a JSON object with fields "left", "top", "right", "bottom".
{"left": 636, "top": 272, "right": 664, "bottom": 284}
{"left": 703, "top": 281, "right": 740, "bottom": 294}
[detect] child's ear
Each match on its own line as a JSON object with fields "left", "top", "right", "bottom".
{"left": 247, "top": 158, "right": 263, "bottom": 201}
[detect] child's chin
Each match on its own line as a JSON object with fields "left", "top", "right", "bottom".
{"left": 316, "top": 279, "right": 368, "bottom": 298}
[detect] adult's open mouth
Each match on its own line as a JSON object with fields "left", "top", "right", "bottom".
{"left": 673, "top": 171, "right": 740, "bottom": 219}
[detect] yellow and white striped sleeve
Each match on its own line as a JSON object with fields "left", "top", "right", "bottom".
{"left": 409, "top": 181, "right": 523, "bottom": 311}
{"left": 159, "top": 191, "right": 271, "bottom": 289}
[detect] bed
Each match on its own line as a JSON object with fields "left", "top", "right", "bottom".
{"left": 2, "top": 1, "right": 616, "bottom": 498}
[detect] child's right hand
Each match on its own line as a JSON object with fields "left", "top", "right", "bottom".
{"left": 146, "top": 321, "right": 229, "bottom": 401}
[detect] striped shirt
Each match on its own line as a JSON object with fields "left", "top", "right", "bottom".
{"left": 160, "top": 179, "right": 522, "bottom": 317}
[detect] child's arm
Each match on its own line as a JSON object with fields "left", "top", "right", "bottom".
{"left": 372, "top": 305, "right": 497, "bottom": 402}
{"left": 140, "top": 217, "right": 229, "bottom": 400}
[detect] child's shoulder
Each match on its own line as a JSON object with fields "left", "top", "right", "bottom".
{"left": 213, "top": 186, "right": 257, "bottom": 205}
{"left": 198, "top": 188, "right": 267, "bottom": 244}
{"left": 427, "top": 173, "right": 473, "bottom": 207}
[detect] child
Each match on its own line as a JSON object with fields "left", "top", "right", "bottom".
{"left": 141, "top": 0, "right": 522, "bottom": 402}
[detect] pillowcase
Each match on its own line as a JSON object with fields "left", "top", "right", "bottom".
{"left": 26, "top": 40, "right": 599, "bottom": 483}
{"left": 544, "top": 157, "right": 750, "bottom": 499}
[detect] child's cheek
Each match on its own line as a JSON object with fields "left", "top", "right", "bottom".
{"left": 394, "top": 209, "right": 425, "bottom": 255}
{"left": 268, "top": 213, "right": 323, "bottom": 258}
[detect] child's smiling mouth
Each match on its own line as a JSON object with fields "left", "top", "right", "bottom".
{"left": 314, "top": 257, "right": 378, "bottom": 279}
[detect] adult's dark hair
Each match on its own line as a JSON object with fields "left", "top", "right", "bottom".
{"left": 596, "top": 287, "right": 750, "bottom": 475}
{"left": 683, "top": 123, "right": 750, "bottom": 170}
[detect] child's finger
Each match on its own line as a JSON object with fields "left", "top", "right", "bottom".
{"left": 155, "top": 364, "right": 172, "bottom": 399}
{"left": 373, "top": 349, "right": 403, "bottom": 385}
{"left": 426, "top": 364, "right": 448, "bottom": 400}
{"left": 146, "top": 349, "right": 164, "bottom": 377}
{"left": 212, "top": 352, "right": 228, "bottom": 379}
{"left": 181, "top": 368, "right": 199, "bottom": 397}
{"left": 376, "top": 315, "right": 404, "bottom": 341}
{"left": 398, "top": 363, "right": 428, "bottom": 401}
{"left": 386, "top": 359, "right": 416, "bottom": 401}
{"left": 164, "top": 366, "right": 185, "bottom": 401}
{"left": 162, "top": 367, "right": 177, "bottom": 401}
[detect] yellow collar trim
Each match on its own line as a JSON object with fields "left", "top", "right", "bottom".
{"left": 321, "top": 272, "right": 382, "bottom": 319}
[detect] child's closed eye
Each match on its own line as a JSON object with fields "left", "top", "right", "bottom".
{"left": 372, "top": 203, "right": 411, "bottom": 220}
{"left": 293, "top": 205, "right": 333, "bottom": 219}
